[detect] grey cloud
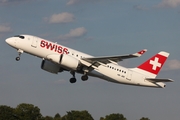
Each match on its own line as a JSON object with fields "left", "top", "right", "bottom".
{"left": 156, "top": 0, "right": 180, "bottom": 8}
{"left": 48, "top": 12, "right": 75, "bottom": 24}
{"left": 134, "top": 0, "right": 180, "bottom": 10}
{"left": 67, "top": 0, "right": 100, "bottom": 5}
{"left": 0, "top": 0, "right": 30, "bottom": 3}
{"left": 133, "top": 5, "right": 149, "bottom": 11}
{"left": 67, "top": 0, "right": 80, "bottom": 5}
{"left": 163, "top": 59, "right": 180, "bottom": 70}
{"left": 58, "top": 27, "right": 87, "bottom": 40}
{"left": 0, "top": 25, "right": 12, "bottom": 33}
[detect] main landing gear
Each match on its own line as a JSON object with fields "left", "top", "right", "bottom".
{"left": 15, "top": 49, "right": 23, "bottom": 61}
{"left": 81, "top": 73, "right": 88, "bottom": 81}
{"left": 70, "top": 71, "right": 76, "bottom": 83}
{"left": 69, "top": 71, "right": 89, "bottom": 83}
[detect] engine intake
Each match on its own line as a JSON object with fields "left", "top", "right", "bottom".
{"left": 41, "top": 60, "right": 63, "bottom": 74}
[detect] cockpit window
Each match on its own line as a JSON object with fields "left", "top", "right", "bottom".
{"left": 14, "top": 35, "right": 25, "bottom": 39}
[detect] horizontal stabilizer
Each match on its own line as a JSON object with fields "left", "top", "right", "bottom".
{"left": 146, "top": 78, "right": 174, "bottom": 83}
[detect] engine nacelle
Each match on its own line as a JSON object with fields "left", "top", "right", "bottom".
{"left": 46, "top": 54, "right": 80, "bottom": 70}
{"left": 41, "top": 60, "right": 63, "bottom": 74}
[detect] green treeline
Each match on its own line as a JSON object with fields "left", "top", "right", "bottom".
{"left": 0, "top": 103, "right": 150, "bottom": 120}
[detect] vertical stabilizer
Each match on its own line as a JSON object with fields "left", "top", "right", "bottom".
{"left": 132, "top": 51, "right": 169, "bottom": 78}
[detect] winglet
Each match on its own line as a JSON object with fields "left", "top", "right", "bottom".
{"left": 132, "top": 49, "right": 147, "bottom": 57}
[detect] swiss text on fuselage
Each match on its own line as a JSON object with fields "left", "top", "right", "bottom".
{"left": 40, "top": 40, "right": 68, "bottom": 54}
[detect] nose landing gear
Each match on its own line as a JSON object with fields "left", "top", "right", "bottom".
{"left": 16, "top": 57, "right": 20, "bottom": 61}
{"left": 16, "top": 49, "right": 23, "bottom": 61}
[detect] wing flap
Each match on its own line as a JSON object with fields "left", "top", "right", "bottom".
{"left": 146, "top": 78, "right": 174, "bottom": 83}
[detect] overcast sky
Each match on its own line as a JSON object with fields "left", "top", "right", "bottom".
{"left": 0, "top": 0, "right": 180, "bottom": 120}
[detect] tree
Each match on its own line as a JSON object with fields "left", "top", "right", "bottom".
{"left": 44, "top": 116, "right": 54, "bottom": 120}
{"left": 61, "top": 110, "right": 94, "bottom": 120}
{"left": 140, "top": 117, "right": 150, "bottom": 120}
{"left": 102, "top": 113, "right": 126, "bottom": 120}
{"left": 0, "top": 105, "right": 16, "bottom": 120}
{"left": 14, "top": 103, "right": 43, "bottom": 120}
{"left": 54, "top": 113, "right": 61, "bottom": 120}
{"left": 99, "top": 117, "right": 105, "bottom": 120}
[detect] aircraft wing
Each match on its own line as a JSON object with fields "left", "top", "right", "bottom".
{"left": 146, "top": 78, "right": 174, "bottom": 83}
{"left": 81, "top": 49, "right": 147, "bottom": 67}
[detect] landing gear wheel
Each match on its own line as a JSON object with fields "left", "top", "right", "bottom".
{"left": 70, "top": 71, "right": 77, "bottom": 83}
{"left": 15, "top": 49, "right": 23, "bottom": 61}
{"left": 70, "top": 78, "right": 76, "bottom": 83}
{"left": 15, "top": 57, "right": 20, "bottom": 61}
{"left": 81, "top": 75, "right": 88, "bottom": 81}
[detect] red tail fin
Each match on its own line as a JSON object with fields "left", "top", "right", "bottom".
{"left": 137, "top": 51, "right": 169, "bottom": 75}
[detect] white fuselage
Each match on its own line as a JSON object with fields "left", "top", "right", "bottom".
{"left": 6, "top": 35, "right": 164, "bottom": 88}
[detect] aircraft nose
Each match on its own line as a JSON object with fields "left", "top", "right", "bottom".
{"left": 5, "top": 38, "right": 13, "bottom": 45}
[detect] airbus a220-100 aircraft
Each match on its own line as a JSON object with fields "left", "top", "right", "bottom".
{"left": 5, "top": 35, "right": 173, "bottom": 88}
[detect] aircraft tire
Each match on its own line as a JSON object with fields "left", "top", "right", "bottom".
{"left": 70, "top": 78, "right": 76, "bottom": 83}
{"left": 16, "top": 57, "right": 20, "bottom": 61}
{"left": 81, "top": 75, "right": 88, "bottom": 81}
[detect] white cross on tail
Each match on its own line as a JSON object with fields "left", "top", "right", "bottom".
{"left": 149, "top": 57, "right": 162, "bottom": 70}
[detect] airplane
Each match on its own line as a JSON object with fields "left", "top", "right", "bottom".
{"left": 5, "top": 35, "right": 173, "bottom": 88}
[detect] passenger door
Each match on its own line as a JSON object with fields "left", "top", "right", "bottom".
{"left": 31, "top": 37, "right": 38, "bottom": 48}
{"left": 126, "top": 70, "right": 133, "bottom": 81}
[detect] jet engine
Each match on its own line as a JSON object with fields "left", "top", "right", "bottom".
{"left": 41, "top": 60, "right": 64, "bottom": 74}
{"left": 46, "top": 54, "right": 80, "bottom": 71}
